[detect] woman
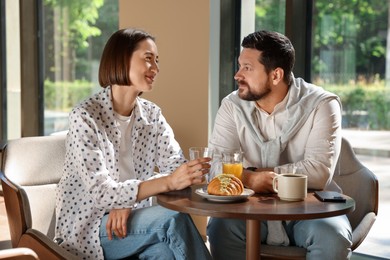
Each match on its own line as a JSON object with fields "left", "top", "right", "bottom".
{"left": 55, "top": 28, "right": 212, "bottom": 260}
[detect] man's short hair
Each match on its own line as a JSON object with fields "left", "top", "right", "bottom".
{"left": 242, "top": 30, "right": 295, "bottom": 85}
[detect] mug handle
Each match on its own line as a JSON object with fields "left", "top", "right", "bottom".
{"left": 272, "top": 176, "right": 279, "bottom": 193}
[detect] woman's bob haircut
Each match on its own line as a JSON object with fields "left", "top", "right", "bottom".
{"left": 98, "top": 28, "right": 155, "bottom": 87}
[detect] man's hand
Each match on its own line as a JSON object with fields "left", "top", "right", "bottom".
{"left": 242, "top": 169, "right": 277, "bottom": 193}
{"left": 106, "top": 208, "right": 132, "bottom": 240}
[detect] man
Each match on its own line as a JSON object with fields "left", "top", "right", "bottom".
{"left": 207, "top": 30, "right": 352, "bottom": 260}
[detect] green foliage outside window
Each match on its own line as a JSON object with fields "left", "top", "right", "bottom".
{"left": 312, "top": 0, "right": 389, "bottom": 130}
{"left": 43, "top": 0, "right": 118, "bottom": 134}
{"left": 313, "top": 0, "right": 387, "bottom": 84}
{"left": 255, "top": 0, "right": 285, "bottom": 33}
{"left": 44, "top": 80, "right": 95, "bottom": 112}
{"left": 323, "top": 82, "right": 390, "bottom": 130}
{"left": 44, "top": 0, "right": 104, "bottom": 49}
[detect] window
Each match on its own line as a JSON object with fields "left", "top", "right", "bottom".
{"left": 254, "top": 0, "right": 285, "bottom": 34}
{"left": 312, "top": 0, "right": 389, "bottom": 131}
{"left": 312, "top": 2, "right": 389, "bottom": 256}
{"left": 42, "top": 0, "right": 118, "bottom": 135}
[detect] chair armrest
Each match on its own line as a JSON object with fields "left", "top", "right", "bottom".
{"left": 0, "top": 140, "right": 7, "bottom": 154}
{"left": 0, "top": 141, "right": 7, "bottom": 179}
{"left": 351, "top": 212, "right": 377, "bottom": 250}
{"left": 0, "top": 248, "right": 38, "bottom": 260}
{"left": 0, "top": 171, "right": 29, "bottom": 248}
{"left": 18, "top": 229, "right": 78, "bottom": 260}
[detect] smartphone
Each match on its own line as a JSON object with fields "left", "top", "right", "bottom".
{"left": 314, "top": 191, "right": 347, "bottom": 203}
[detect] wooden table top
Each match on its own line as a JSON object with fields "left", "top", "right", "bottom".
{"left": 157, "top": 185, "right": 355, "bottom": 221}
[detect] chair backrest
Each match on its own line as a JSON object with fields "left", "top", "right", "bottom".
{"left": 333, "top": 137, "right": 379, "bottom": 249}
{"left": 0, "top": 135, "right": 66, "bottom": 246}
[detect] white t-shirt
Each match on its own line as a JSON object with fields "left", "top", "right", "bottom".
{"left": 115, "top": 112, "right": 136, "bottom": 182}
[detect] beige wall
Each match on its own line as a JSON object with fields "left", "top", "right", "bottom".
{"left": 119, "top": 0, "right": 211, "bottom": 158}
{"left": 119, "top": 0, "right": 212, "bottom": 239}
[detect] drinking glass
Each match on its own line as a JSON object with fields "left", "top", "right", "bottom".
{"left": 189, "top": 147, "right": 214, "bottom": 183}
{"left": 189, "top": 147, "right": 213, "bottom": 160}
{"left": 222, "top": 151, "right": 243, "bottom": 180}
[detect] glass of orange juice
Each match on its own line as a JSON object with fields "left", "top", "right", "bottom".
{"left": 222, "top": 151, "right": 243, "bottom": 180}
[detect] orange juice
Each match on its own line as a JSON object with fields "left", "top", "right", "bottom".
{"left": 222, "top": 162, "right": 243, "bottom": 180}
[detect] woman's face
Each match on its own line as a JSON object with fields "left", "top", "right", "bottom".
{"left": 129, "top": 38, "right": 159, "bottom": 93}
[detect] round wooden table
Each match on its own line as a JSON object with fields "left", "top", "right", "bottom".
{"left": 156, "top": 185, "right": 355, "bottom": 260}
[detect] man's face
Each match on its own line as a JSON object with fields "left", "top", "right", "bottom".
{"left": 234, "top": 48, "right": 272, "bottom": 101}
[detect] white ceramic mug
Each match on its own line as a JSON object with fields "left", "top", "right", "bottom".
{"left": 272, "top": 174, "right": 308, "bottom": 201}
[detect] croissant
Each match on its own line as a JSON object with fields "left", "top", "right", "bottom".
{"left": 207, "top": 174, "right": 244, "bottom": 196}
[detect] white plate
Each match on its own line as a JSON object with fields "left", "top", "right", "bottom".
{"left": 195, "top": 188, "right": 255, "bottom": 202}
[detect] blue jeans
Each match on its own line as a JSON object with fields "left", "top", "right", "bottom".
{"left": 100, "top": 205, "right": 212, "bottom": 260}
{"left": 207, "top": 215, "right": 352, "bottom": 260}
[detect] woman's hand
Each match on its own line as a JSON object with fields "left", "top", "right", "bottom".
{"left": 167, "top": 157, "right": 212, "bottom": 191}
{"left": 106, "top": 208, "right": 132, "bottom": 240}
{"left": 137, "top": 157, "right": 212, "bottom": 200}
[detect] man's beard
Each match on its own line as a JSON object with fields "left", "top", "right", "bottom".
{"left": 237, "top": 81, "right": 271, "bottom": 101}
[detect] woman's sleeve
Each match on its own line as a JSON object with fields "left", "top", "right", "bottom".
{"left": 153, "top": 110, "right": 186, "bottom": 176}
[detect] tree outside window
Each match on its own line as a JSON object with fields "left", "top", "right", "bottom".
{"left": 42, "top": 0, "right": 118, "bottom": 135}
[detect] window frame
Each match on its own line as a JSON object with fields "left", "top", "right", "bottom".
{"left": 0, "top": 0, "right": 6, "bottom": 140}
{"left": 20, "top": 0, "right": 43, "bottom": 136}
{"left": 219, "top": 0, "right": 242, "bottom": 104}
{"left": 285, "top": 0, "right": 313, "bottom": 81}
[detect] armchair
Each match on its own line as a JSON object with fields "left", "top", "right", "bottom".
{"left": 0, "top": 135, "right": 77, "bottom": 260}
{"left": 260, "top": 137, "right": 379, "bottom": 259}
